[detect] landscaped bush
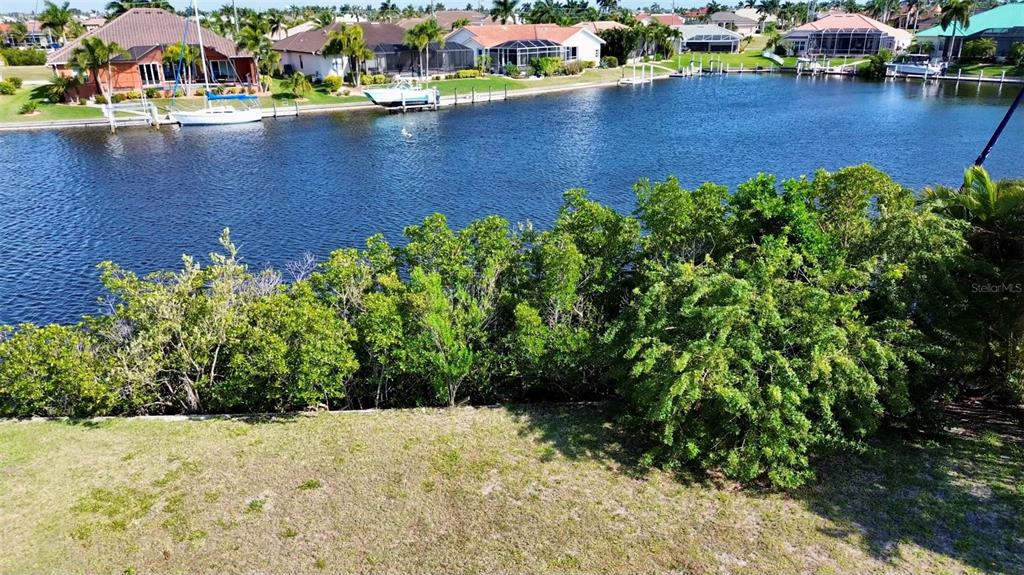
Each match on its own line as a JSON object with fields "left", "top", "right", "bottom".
{"left": 359, "top": 74, "right": 389, "bottom": 85}
{"left": 452, "top": 68, "right": 481, "bottom": 79}
{"left": 93, "top": 94, "right": 107, "bottom": 104}
{"left": 529, "top": 56, "right": 563, "bottom": 77}
{"left": 563, "top": 61, "right": 584, "bottom": 75}
{"left": 1, "top": 165, "right": 1021, "bottom": 488}
{"left": 0, "top": 47, "right": 46, "bottom": 66}
{"left": 581, "top": 60, "right": 596, "bottom": 69}
{"left": 7, "top": 77, "right": 23, "bottom": 89}
{"left": 322, "top": 75, "right": 343, "bottom": 92}
{"left": 602, "top": 56, "right": 619, "bottom": 68}
{"left": 18, "top": 100, "right": 37, "bottom": 114}
{"left": 1011, "top": 42, "right": 1024, "bottom": 69}
{"left": 504, "top": 63, "right": 520, "bottom": 77}
{"left": 144, "top": 87, "right": 160, "bottom": 98}
{"left": 0, "top": 80, "right": 15, "bottom": 95}
{"left": 859, "top": 49, "right": 893, "bottom": 79}
{"left": 961, "top": 38, "right": 996, "bottom": 63}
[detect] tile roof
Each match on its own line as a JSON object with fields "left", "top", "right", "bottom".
{"left": 272, "top": 21, "right": 407, "bottom": 54}
{"left": 451, "top": 24, "right": 597, "bottom": 48}
{"left": 709, "top": 11, "right": 759, "bottom": 26}
{"left": 47, "top": 8, "right": 246, "bottom": 65}
{"left": 648, "top": 13, "right": 685, "bottom": 27}
{"left": 573, "top": 20, "right": 628, "bottom": 33}
{"left": 790, "top": 13, "right": 904, "bottom": 35}
{"left": 396, "top": 10, "right": 490, "bottom": 30}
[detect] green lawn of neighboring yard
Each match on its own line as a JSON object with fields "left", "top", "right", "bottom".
{"left": 1, "top": 64, "right": 55, "bottom": 83}
{"left": 2, "top": 403, "right": 1021, "bottom": 574}
{"left": 667, "top": 51, "right": 780, "bottom": 70}
{"left": 427, "top": 75, "right": 525, "bottom": 96}
{"left": 948, "top": 63, "right": 1023, "bottom": 78}
{"left": 0, "top": 86, "right": 104, "bottom": 123}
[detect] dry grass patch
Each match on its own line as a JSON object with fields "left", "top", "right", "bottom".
{"left": 0, "top": 404, "right": 1021, "bottom": 574}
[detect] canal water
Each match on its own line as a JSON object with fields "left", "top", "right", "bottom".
{"left": 2, "top": 74, "right": 1022, "bottom": 324}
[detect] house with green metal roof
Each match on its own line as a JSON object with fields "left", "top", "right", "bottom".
{"left": 916, "top": 2, "right": 1024, "bottom": 60}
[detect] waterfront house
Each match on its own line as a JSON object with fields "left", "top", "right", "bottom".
{"left": 783, "top": 13, "right": 912, "bottom": 56}
{"left": 81, "top": 17, "right": 107, "bottom": 32}
{"left": 709, "top": 11, "right": 759, "bottom": 36}
{"left": 2, "top": 20, "right": 54, "bottom": 47}
{"left": 638, "top": 13, "right": 685, "bottom": 28}
{"left": 46, "top": 8, "right": 258, "bottom": 100}
{"left": 677, "top": 24, "right": 744, "bottom": 53}
{"left": 735, "top": 7, "right": 776, "bottom": 30}
{"left": 271, "top": 16, "right": 361, "bottom": 41}
{"left": 273, "top": 21, "right": 473, "bottom": 78}
{"left": 447, "top": 24, "right": 604, "bottom": 70}
{"left": 915, "top": 3, "right": 1024, "bottom": 61}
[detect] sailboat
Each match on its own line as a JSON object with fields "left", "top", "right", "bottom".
{"left": 168, "top": 0, "right": 262, "bottom": 126}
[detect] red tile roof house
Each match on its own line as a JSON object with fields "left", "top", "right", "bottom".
{"left": 783, "top": 13, "right": 913, "bottom": 56}
{"left": 46, "top": 8, "right": 258, "bottom": 102}
{"left": 446, "top": 24, "right": 605, "bottom": 71}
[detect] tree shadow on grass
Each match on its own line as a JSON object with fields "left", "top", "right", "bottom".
{"left": 797, "top": 411, "right": 1024, "bottom": 574}
{"left": 503, "top": 402, "right": 659, "bottom": 479}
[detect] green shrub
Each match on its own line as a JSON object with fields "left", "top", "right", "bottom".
{"left": 18, "top": 100, "right": 37, "bottom": 114}
{"left": 7, "top": 76, "right": 23, "bottom": 89}
{"left": 110, "top": 92, "right": 127, "bottom": 103}
{"left": 194, "top": 88, "right": 206, "bottom": 96}
{"left": 144, "top": 87, "right": 160, "bottom": 98}
{"left": 1010, "top": 42, "right": 1024, "bottom": 69}
{"left": 961, "top": 38, "right": 996, "bottom": 63}
{"left": 581, "top": 60, "right": 595, "bottom": 69}
{"left": 0, "top": 80, "right": 15, "bottom": 95}
{"left": 0, "top": 47, "right": 47, "bottom": 65}
{"left": 529, "top": 56, "right": 562, "bottom": 77}
{"left": 322, "top": 75, "right": 342, "bottom": 92}
{"left": 859, "top": 49, "right": 893, "bottom": 79}
{"left": 563, "top": 61, "right": 583, "bottom": 75}
{"left": 0, "top": 324, "right": 117, "bottom": 417}
{"left": 93, "top": 94, "right": 107, "bottom": 104}
{"left": 504, "top": 63, "right": 519, "bottom": 76}
{"left": 602, "top": 56, "right": 619, "bottom": 68}
{"left": 454, "top": 68, "right": 481, "bottom": 79}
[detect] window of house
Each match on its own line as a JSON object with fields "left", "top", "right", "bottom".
{"left": 209, "top": 59, "right": 232, "bottom": 79}
{"left": 138, "top": 63, "right": 162, "bottom": 86}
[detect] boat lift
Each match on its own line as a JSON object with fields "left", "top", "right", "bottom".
{"left": 619, "top": 63, "right": 655, "bottom": 86}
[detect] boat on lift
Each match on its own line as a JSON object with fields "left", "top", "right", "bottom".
{"left": 363, "top": 78, "right": 440, "bottom": 109}
{"left": 887, "top": 54, "right": 943, "bottom": 76}
{"left": 167, "top": 0, "right": 263, "bottom": 126}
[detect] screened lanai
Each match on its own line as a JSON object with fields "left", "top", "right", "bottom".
{"left": 806, "top": 29, "right": 892, "bottom": 55}
{"left": 488, "top": 39, "right": 569, "bottom": 69}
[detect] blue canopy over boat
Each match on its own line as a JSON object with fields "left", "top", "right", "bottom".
{"left": 207, "top": 94, "right": 259, "bottom": 101}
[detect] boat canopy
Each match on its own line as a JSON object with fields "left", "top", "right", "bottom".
{"left": 207, "top": 93, "right": 258, "bottom": 101}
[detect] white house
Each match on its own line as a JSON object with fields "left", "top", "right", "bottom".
{"left": 709, "top": 11, "right": 759, "bottom": 36}
{"left": 447, "top": 24, "right": 604, "bottom": 70}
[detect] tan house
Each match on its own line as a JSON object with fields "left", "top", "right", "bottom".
{"left": 46, "top": 8, "right": 258, "bottom": 100}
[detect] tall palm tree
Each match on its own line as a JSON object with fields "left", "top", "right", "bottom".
{"left": 378, "top": 0, "right": 400, "bottom": 21}
{"left": 419, "top": 18, "right": 445, "bottom": 76}
{"left": 40, "top": 1, "right": 73, "bottom": 43}
{"left": 939, "top": 0, "right": 973, "bottom": 62}
{"left": 71, "top": 36, "right": 130, "bottom": 103}
{"left": 237, "top": 20, "right": 275, "bottom": 80}
{"left": 281, "top": 70, "right": 312, "bottom": 97}
{"left": 266, "top": 10, "right": 288, "bottom": 37}
{"left": 598, "top": 0, "right": 618, "bottom": 14}
{"left": 314, "top": 10, "right": 335, "bottom": 28}
{"left": 404, "top": 21, "right": 431, "bottom": 76}
{"left": 527, "top": 0, "right": 562, "bottom": 24}
{"left": 450, "top": 16, "right": 471, "bottom": 29}
{"left": 161, "top": 41, "right": 200, "bottom": 91}
{"left": 325, "top": 24, "right": 374, "bottom": 85}
{"left": 490, "top": 0, "right": 519, "bottom": 24}
{"left": 8, "top": 21, "right": 29, "bottom": 45}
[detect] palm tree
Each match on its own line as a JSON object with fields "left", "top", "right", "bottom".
{"left": 939, "top": 0, "right": 973, "bottom": 62}
{"left": 46, "top": 74, "right": 82, "bottom": 103}
{"left": 490, "top": 0, "right": 519, "bottom": 23}
{"left": 40, "top": 1, "right": 73, "bottom": 43}
{"left": 378, "top": 0, "right": 400, "bottom": 21}
{"left": 237, "top": 21, "right": 276, "bottom": 79}
{"left": 598, "top": 0, "right": 618, "bottom": 14}
{"left": 8, "top": 21, "right": 29, "bottom": 45}
{"left": 314, "top": 10, "right": 335, "bottom": 28}
{"left": 927, "top": 166, "right": 1024, "bottom": 224}
{"left": 404, "top": 21, "right": 431, "bottom": 76}
{"left": 266, "top": 10, "right": 288, "bottom": 37}
{"left": 281, "top": 71, "right": 312, "bottom": 97}
{"left": 325, "top": 24, "right": 374, "bottom": 85}
{"left": 162, "top": 41, "right": 200, "bottom": 92}
{"left": 450, "top": 16, "right": 471, "bottom": 29}
{"left": 419, "top": 19, "right": 445, "bottom": 76}
{"left": 526, "top": 0, "right": 562, "bottom": 23}
{"left": 71, "top": 36, "right": 130, "bottom": 103}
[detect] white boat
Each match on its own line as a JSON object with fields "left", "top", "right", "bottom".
{"left": 364, "top": 79, "right": 440, "bottom": 108}
{"left": 887, "top": 54, "right": 943, "bottom": 76}
{"left": 167, "top": 0, "right": 263, "bottom": 126}
{"left": 171, "top": 95, "right": 263, "bottom": 125}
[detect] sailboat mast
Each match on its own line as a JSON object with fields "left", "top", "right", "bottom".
{"left": 193, "top": 0, "right": 212, "bottom": 109}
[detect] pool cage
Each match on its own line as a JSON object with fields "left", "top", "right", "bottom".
{"left": 369, "top": 42, "right": 475, "bottom": 76}
{"left": 805, "top": 28, "right": 895, "bottom": 56}
{"left": 487, "top": 39, "right": 571, "bottom": 70}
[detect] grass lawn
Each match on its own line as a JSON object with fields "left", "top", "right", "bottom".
{"left": 427, "top": 75, "right": 525, "bottom": 96}
{"left": 0, "top": 86, "right": 104, "bottom": 123}
{"left": 1, "top": 64, "right": 55, "bottom": 83}
{"left": 2, "top": 403, "right": 1021, "bottom": 574}
{"left": 666, "top": 51, "right": 780, "bottom": 70}
{"left": 948, "top": 63, "right": 1023, "bottom": 78}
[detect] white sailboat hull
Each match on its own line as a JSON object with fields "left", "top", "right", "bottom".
{"left": 887, "top": 63, "right": 943, "bottom": 76}
{"left": 171, "top": 106, "right": 263, "bottom": 125}
{"left": 364, "top": 87, "right": 439, "bottom": 108}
